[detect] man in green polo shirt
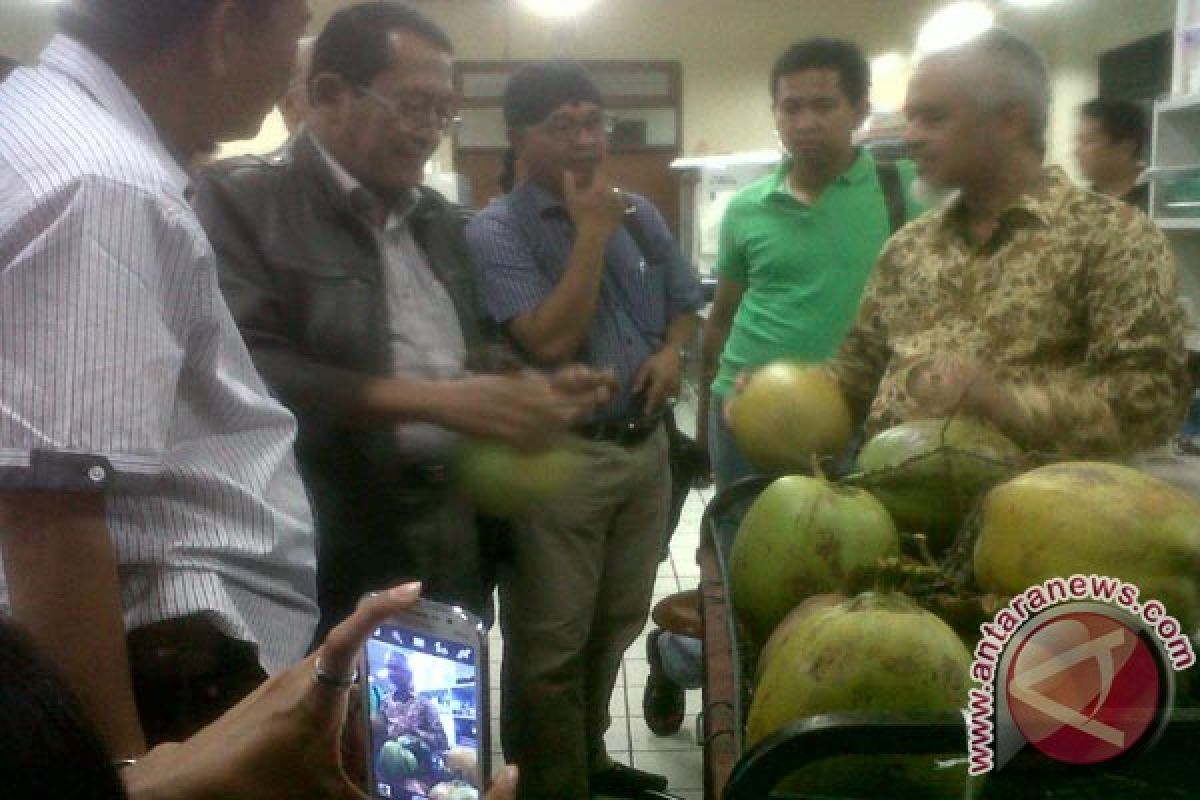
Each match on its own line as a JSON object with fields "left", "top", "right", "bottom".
{"left": 701, "top": 37, "right": 923, "bottom": 489}
{"left": 644, "top": 37, "right": 922, "bottom": 736}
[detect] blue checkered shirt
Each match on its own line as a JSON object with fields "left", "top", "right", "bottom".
{"left": 466, "top": 181, "right": 703, "bottom": 419}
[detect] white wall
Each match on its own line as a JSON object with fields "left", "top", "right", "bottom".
{"left": 389, "top": 0, "right": 946, "bottom": 156}
{"left": 0, "top": 0, "right": 55, "bottom": 63}
{"left": 0, "top": 0, "right": 1178, "bottom": 170}
{"left": 1002, "top": 0, "right": 1175, "bottom": 179}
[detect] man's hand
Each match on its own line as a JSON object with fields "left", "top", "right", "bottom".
{"left": 431, "top": 370, "right": 611, "bottom": 448}
{"left": 633, "top": 347, "right": 683, "bottom": 415}
{"left": 722, "top": 369, "right": 755, "bottom": 428}
{"left": 563, "top": 169, "right": 627, "bottom": 241}
{"left": 549, "top": 364, "right": 619, "bottom": 414}
{"left": 124, "top": 583, "right": 519, "bottom": 800}
{"left": 906, "top": 357, "right": 1020, "bottom": 431}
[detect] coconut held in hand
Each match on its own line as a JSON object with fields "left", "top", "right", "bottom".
{"left": 728, "top": 362, "right": 853, "bottom": 474}
{"left": 455, "top": 438, "right": 582, "bottom": 517}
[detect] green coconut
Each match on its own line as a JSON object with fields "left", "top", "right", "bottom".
{"left": 455, "top": 438, "right": 582, "bottom": 517}
{"left": 377, "top": 740, "right": 418, "bottom": 781}
{"left": 747, "top": 592, "right": 976, "bottom": 799}
{"left": 729, "top": 475, "right": 900, "bottom": 648}
{"left": 852, "top": 417, "right": 1023, "bottom": 554}
{"left": 974, "top": 461, "right": 1200, "bottom": 630}
{"left": 753, "top": 593, "right": 846, "bottom": 683}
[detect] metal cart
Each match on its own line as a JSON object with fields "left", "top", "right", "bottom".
{"left": 695, "top": 477, "right": 1200, "bottom": 800}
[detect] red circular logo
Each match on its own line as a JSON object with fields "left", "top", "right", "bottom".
{"left": 1005, "top": 611, "right": 1163, "bottom": 765}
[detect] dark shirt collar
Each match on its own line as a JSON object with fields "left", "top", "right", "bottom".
{"left": 938, "top": 164, "right": 1067, "bottom": 239}
{"left": 308, "top": 131, "right": 420, "bottom": 227}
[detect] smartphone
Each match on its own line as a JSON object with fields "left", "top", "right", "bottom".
{"left": 362, "top": 599, "right": 488, "bottom": 800}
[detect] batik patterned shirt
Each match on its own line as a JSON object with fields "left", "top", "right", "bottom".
{"left": 380, "top": 690, "right": 449, "bottom": 752}
{"left": 830, "top": 166, "right": 1187, "bottom": 458}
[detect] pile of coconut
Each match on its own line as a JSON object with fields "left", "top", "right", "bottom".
{"left": 722, "top": 361, "right": 1200, "bottom": 798}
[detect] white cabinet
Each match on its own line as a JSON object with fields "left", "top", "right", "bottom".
{"left": 1152, "top": 0, "right": 1200, "bottom": 341}
{"left": 670, "top": 151, "right": 781, "bottom": 279}
{"left": 1172, "top": 0, "right": 1200, "bottom": 95}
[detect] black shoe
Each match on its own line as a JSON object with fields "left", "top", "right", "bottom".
{"left": 589, "top": 761, "right": 669, "bottom": 797}
{"left": 643, "top": 629, "right": 686, "bottom": 736}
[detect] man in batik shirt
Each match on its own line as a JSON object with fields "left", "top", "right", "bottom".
{"left": 826, "top": 28, "right": 1187, "bottom": 457}
{"left": 380, "top": 651, "right": 449, "bottom": 753}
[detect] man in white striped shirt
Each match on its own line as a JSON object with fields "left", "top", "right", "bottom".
{"left": 0, "top": 0, "right": 316, "bottom": 763}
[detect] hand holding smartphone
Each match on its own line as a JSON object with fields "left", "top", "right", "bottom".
{"left": 362, "top": 599, "right": 489, "bottom": 800}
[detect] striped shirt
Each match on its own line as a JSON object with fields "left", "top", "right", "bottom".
{"left": 466, "top": 181, "right": 703, "bottom": 419}
{"left": 0, "top": 36, "right": 318, "bottom": 673}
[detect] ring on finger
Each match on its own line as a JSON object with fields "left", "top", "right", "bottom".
{"left": 313, "top": 657, "right": 358, "bottom": 690}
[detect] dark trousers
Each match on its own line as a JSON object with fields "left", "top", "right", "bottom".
{"left": 127, "top": 613, "right": 265, "bottom": 746}
{"left": 311, "top": 492, "right": 489, "bottom": 646}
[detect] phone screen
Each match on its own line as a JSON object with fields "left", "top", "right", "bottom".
{"left": 365, "top": 622, "right": 484, "bottom": 800}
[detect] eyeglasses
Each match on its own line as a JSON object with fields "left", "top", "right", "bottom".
{"left": 354, "top": 86, "right": 462, "bottom": 134}
{"left": 532, "top": 112, "right": 616, "bottom": 141}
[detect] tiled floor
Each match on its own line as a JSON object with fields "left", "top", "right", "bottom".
{"left": 486, "top": 486, "right": 715, "bottom": 800}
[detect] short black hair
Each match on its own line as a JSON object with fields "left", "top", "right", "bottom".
{"left": 503, "top": 60, "right": 604, "bottom": 128}
{"left": 0, "top": 620, "right": 128, "bottom": 799}
{"left": 1081, "top": 97, "right": 1148, "bottom": 156}
{"left": 769, "top": 37, "right": 870, "bottom": 106}
{"left": 58, "top": 0, "right": 274, "bottom": 61}
{"left": 310, "top": 2, "right": 452, "bottom": 91}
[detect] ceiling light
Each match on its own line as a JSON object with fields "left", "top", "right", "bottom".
{"left": 871, "top": 52, "right": 907, "bottom": 76}
{"left": 869, "top": 51, "right": 912, "bottom": 110}
{"left": 916, "top": 1, "right": 995, "bottom": 56}
{"left": 516, "top": 0, "right": 598, "bottom": 18}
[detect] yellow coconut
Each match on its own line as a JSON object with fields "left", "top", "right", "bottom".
{"left": 728, "top": 362, "right": 853, "bottom": 474}
{"left": 974, "top": 461, "right": 1200, "bottom": 630}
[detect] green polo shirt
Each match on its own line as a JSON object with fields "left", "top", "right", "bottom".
{"left": 712, "top": 150, "right": 922, "bottom": 399}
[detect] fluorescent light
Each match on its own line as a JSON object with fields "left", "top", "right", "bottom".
{"left": 870, "top": 51, "right": 912, "bottom": 111}
{"left": 871, "top": 52, "right": 907, "bottom": 76}
{"left": 916, "top": 1, "right": 995, "bottom": 56}
{"left": 517, "top": 0, "right": 598, "bottom": 18}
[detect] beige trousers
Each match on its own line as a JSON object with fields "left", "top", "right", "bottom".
{"left": 498, "top": 426, "right": 670, "bottom": 799}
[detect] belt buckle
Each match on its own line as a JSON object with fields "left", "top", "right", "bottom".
{"left": 618, "top": 419, "right": 640, "bottom": 446}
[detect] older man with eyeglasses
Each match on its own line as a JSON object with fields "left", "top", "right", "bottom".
{"left": 193, "top": 3, "right": 612, "bottom": 641}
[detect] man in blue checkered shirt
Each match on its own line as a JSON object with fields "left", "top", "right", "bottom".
{"left": 466, "top": 60, "right": 703, "bottom": 800}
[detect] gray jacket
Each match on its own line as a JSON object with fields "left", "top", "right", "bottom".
{"left": 193, "top": 130, "right": 507, "bottom": 627}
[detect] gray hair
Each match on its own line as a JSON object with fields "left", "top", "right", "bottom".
{"left": 929, "top": 27, "right": 1050, "bottom": 152}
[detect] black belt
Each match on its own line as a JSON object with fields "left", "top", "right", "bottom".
{"left": 574, "top": 412, "right": 665, "bottom": 447}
